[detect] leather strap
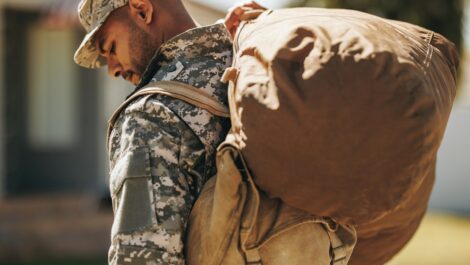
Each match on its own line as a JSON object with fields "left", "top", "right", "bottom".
{"left": 240, "top": 10, "right": 265, "bottom": 21}
{"left": 326, "top": 228, "right": 349, "bottom": 265}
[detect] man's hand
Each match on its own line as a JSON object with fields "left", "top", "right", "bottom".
{"left": 224, "top": 1, "right": 267, "bottom": 39}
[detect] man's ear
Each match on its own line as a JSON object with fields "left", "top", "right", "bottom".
{"left": 128, "top": 0, "right": 154, "bottom": 25}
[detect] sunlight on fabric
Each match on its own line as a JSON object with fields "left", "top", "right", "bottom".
{"left": 193, "top": 0, "right": 296, "bottom": 11}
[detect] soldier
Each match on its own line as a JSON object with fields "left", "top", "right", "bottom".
{"left": 73, "top": 0, "right": 251, "bottom": 264}
{"left": 74, "top": 1, "right": 355, "bottom": 264}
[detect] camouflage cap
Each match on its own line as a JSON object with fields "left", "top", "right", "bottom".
{"left": 74, "top": 0, "right": 129, "bottom": 68}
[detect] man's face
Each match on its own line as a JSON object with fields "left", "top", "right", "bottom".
{"left": 95, "top": 7, "right": 158, "bottom": 85}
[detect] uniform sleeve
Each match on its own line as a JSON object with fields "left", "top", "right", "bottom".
{"left": 107, "top": 102, "right": 201, "bottom": 265}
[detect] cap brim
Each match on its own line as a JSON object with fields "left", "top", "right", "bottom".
{"left": 74, "top": 24, "right": 107, "bottom": 69}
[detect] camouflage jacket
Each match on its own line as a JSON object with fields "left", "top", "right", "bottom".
{"left": 107, "top": 23, "right": 232, "bottom": 265}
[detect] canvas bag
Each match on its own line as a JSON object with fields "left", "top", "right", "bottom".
{"left": 185, "top": 141, "right": 356, "bottom": 265}
{"left": 221, "top": 8, "right": 459, "bottom": 265}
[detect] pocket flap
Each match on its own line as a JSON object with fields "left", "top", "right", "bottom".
{"left": 110, "top": 147, "right": 151, "bottom": 196}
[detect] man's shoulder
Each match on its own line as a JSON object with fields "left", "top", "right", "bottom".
{"left": 108, "top": 94, "right": 186, "bottom": 163}
{"left": 109, "top": 94, "right": 185, "bottom": 142}
{"left": 118, "top": 94, "right": 182, "bottom": 123}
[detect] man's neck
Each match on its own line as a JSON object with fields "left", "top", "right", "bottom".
{"left": 156, "top": 0, "right": 197, "bottom": 44}
{"left": 164, "top": 11, "right": 197, "bottom": 42}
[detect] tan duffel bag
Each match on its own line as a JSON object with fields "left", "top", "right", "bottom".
{"left": 221, "top": 8, "right": 459, "bottom": 265}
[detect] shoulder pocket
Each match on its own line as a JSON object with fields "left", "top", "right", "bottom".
{"left": 109, "top": 147, "right": 157, "bottom": 237}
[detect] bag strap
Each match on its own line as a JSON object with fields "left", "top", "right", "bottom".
{"left": 107, "top": 80, "right": 230, "bottom": 140}
{"left": 218, "top": 143, "right": 263, "bottom": 264}
{"left": 325, "top": 227, "right": 350, "bottom": 265}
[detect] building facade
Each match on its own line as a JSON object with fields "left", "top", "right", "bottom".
{"left": 0, "top": 0, "right": 224, "bottom": 199}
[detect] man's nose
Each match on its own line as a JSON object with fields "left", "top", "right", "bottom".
{"left": 107, "top": 57, "right": 123, "bottom": 78}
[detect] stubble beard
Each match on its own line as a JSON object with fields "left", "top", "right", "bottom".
{"left": 128, "top": 22, "right": 158, "bottom": 81}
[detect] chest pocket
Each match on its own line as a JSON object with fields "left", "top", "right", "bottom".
{"left": 109, "top": 147, "right": 158, "bottom": 238}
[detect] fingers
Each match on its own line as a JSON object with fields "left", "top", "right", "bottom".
{"left": 243, "top": 1, "right": 266, "bottom": 10}
{"left": 224, "top": 6, "right": 244, "bottom": 38}
{"left": 224, "top": 1, "right": 267, "bottom": 39}
{"left": 233, "top": 1, "right": 267, "bottom": 11}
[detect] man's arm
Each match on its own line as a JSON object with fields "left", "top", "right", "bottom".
{"left": 108, "top": 96, "right": 204, "bottom": 265}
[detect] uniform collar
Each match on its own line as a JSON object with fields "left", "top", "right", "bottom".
{"left": 133, "top": 23, "right": 232, "bottom": 93}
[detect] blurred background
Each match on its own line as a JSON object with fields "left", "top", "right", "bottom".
{"left": 0, "top": 0, "right": 468, "bottom": 264}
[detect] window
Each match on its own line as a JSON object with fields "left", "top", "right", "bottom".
{"left": 27, "top": 26, "right": 79, "bottom": 148}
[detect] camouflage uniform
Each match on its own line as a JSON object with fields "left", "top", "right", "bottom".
{"left": 107, "top": 24, "right": 233, "bottom": 265}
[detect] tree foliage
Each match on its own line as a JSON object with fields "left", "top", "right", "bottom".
{"left": 299, "top": 0, "right": 463, "bottom": 51}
